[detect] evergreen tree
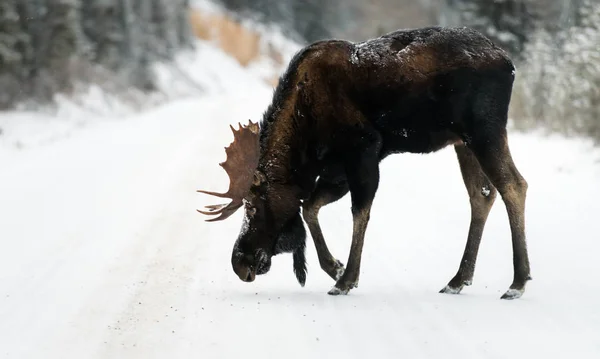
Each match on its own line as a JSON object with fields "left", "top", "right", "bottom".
{"left": 0, "top": 1, "right": 28, "bottom": 108}
{"left": 0, "top": 0, "right": 194, "bottom": 109}
{"left": 127, "top": 0, "right": 156, "bottom": 91}
{"left": 35, "top": 0, "right": 88, "bottom": 100}
{"left": 81, "top": 0, "right": 124, "bottom": 71}
{"left": 442, "top": 0, "right": 536, "bottom": 59}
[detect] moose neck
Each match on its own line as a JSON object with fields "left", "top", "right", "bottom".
{"left": 258, "top": 85, "right": 314, "bottom": 195}
{"left": 259, "top": 110, "right": 299, "bottom": 183}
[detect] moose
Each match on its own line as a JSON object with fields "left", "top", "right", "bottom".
{"left": 197, "top": 26, "right": 532, "bottom": 299}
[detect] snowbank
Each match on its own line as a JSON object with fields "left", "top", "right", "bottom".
{"left": 0, "top": 32, "right": 292, "bottom": 152}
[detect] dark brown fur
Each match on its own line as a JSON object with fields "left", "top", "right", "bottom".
{"left": 222, "top": 26, "right": 531, "bottom": 299}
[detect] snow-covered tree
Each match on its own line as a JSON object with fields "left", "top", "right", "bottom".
{"left": 34, "top": 0, "right": 89, "bottom": 101}
{"left": 0, "top": 1, "right": 30, "bottom": 108}
{"left": 440, "top": 0, "right": 538, "bottom": 59}
{"left": 81, "top": 0, "right": 124, "bottom": 71}
{"left": 0, "top": 0, "right": 194, "bottom": 109}
{"left": 511, "top": 0, "right": 600, "bottom": 142}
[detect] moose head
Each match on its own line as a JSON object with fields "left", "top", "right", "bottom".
{"left": 197, "top": 121, "right": 307, "bottom": 286}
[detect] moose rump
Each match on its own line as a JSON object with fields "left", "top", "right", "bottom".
{"left": 197, "top": 26, "right": 532, "bottom": 300}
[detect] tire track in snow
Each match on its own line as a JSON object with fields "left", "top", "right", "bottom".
{"left": 94, "top": 93, "right": 274, "bottom": 358}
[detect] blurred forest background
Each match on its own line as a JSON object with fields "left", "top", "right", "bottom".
{"left": 1, "top": 0, "right": 599, "bottom": 142}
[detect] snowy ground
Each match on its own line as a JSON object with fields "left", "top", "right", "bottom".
{"left": 1, "top": 40, "right": 600, "bottom": 359}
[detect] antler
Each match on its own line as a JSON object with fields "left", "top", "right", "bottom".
{"left": 197, "top": 120, "right": 260, "bottom": 222}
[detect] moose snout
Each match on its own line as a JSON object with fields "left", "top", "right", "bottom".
{"left": 231, "top": 248, "right": 270, "bottom": 283}
{"left": 237, "top": 266, "right": 256, "bottom": 282}
{"left": 232, "top": 254, "right": 256, "bottom": 282}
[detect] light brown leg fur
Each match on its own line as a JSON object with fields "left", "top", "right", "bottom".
{"left": 441, "top": 144, "right": 497, "bottom": 294}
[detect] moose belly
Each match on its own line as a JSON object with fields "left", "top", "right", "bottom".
{"left": 379, "top": 127, "right": 462, "bottom": 156}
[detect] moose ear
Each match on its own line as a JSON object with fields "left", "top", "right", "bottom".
{"left": 253, "top": 170, "right": 266, "bottom": 187}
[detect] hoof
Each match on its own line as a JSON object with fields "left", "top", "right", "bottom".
{"left": 439, "top": 285, "right": 463, "bottom": 295}
{"left": 439, "top": 279, "right": 471, "bottom": 295}
{"left": 328, "top": 286, "right": 350, "bottom": 296}
{"left": 501, "top": 288, "right": 524, "bottom": 300}
{"left": 327, "top": 279, "right": 357, "bottom": 296}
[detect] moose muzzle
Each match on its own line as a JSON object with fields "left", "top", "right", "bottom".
{"left": 231, "top": 247, "right": 272, "bottom": 283}
{"left": 236, "top": 265, "right": 256, "bottom": 282}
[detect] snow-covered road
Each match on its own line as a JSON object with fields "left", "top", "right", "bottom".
{"left": 1, "top": 63, "right": 600, "bottom": 358}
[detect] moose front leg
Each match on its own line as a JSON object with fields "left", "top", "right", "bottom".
{"left": 329, "top": 132, "right": 382, "bottom": 295}
{"left": 302, "top": 177, "right": 349, "bottom": 281}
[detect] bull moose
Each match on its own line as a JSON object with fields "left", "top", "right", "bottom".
{"left": 197, "top": 26, "right": 532, "bottom": 299}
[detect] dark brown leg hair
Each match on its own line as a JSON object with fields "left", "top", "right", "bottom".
{"left": 302, "top": 178, "right": 349, "bottom": 281}
{"left": 329, "top": 130, "right": 382, "bottom": 295}
{"left": 440, "top": 143, "right": 497, "bottom": 295}
{"left": 470, "top": 130, "right": 532, "bottom": 299}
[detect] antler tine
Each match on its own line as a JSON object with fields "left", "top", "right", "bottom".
{"left": 203, "top": 209, "right": 240, "bottom": 222}
{"left": 196, "top": 200, "right": 243, "bottom": 222}
{"left": 196, "top": 189, "right": 233, "bottom": 199}
{"left": 203, "top": 203, "right": 229, "bottom": 211}
{"left": 197, "top": 203, "right": 229, "bottom": 214}
{"left": 196, "top": 209, "right": 240, "bottom": 222}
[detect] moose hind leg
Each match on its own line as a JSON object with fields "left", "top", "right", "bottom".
{"left": 440, "top": 144, "right": 497, "bottom": 295}
{"left": 470, "top": 131, "right": 532, "bottom": 299}
{"left": 302, "top": 177, "right": 349, "bottom": 282}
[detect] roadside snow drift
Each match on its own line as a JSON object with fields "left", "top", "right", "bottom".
{"left": 1, "top": 38, "right": 600, "bottom": 359}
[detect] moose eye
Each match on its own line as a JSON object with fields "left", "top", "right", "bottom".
{"left": 248, "top": 207, "right": 257, "bottom": 217}
{"left": 253, "top": 171, "right": 266, "bottom": 187}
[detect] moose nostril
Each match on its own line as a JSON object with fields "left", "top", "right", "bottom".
{"left": 246, "top": 272, "right": 253, "bottom": 281}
